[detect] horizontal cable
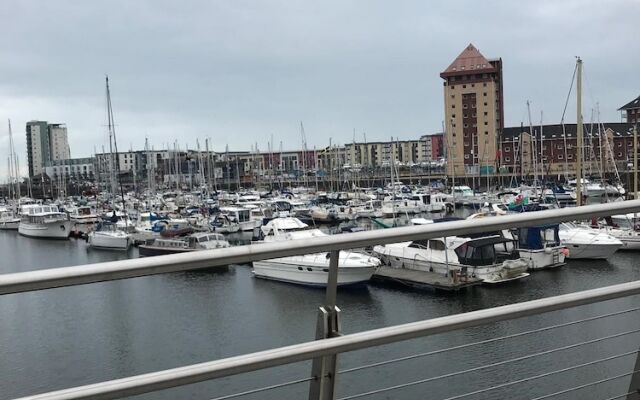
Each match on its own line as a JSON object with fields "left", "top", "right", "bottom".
{"left": 339, "top": 307, "right": 640, "bottom": 375}
{"left": 209, "top": 376, "right": 311, "bottom": 400}
{"left": 532, "top": 369, "right": 640, "bottom": 400}
{"left": 602, "top": 390, "right": 639, "bottom": 400}
{"left": 338, "top": 330, "right": 640, "bottom": 400}
{"left": 442, "top": 350, "right": 640, "bottom": 400}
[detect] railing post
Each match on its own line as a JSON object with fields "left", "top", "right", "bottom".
{"left": 309, "top": 250, "right": 341, "bottom": 400}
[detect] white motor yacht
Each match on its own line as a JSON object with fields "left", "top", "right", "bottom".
{"left": 18, "top": 204, "right": 71, "bottom": 239}
{"left": 252, "top": 217, "right": 379, "bottom": 286}
{"left": 558, "top": 223, "right": 622, "bottom": 259}
{"left": 372, "top": 234, "right": 529, "bottom": 284}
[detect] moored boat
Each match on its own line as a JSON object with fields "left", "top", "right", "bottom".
{"left": 138, "top": 232, "right": 230, "bottom": 256}
{"left": 18, "top": 204, "right": 71, "bottom": 239}
{"left": 252, "top": 217, "right": 379, "bottom": 286}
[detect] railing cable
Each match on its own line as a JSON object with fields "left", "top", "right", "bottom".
{"left": 339, "top": 307, "right": 640, "bottom": 375}
{"left": 602, "top": 390, "right": 640, "bottom": 400}
{"left": 441, "top": 350, "right": 640, "bottom": 400}
{"left": 531, "top": 369, "right": 640, "bottom": 400}
{"left": 338, "top": 329, "right": 640, "bottom": 400}
{"left": 209, "top": 376, "right": 312, "bottom": 400}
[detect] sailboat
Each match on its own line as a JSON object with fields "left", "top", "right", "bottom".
{"left": 87, "top": 76, "right": 132, "bottom": 250}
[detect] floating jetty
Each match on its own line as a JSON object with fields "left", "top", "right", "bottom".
{"left": 372, "top": 266, "right": 481, "bottom": 291}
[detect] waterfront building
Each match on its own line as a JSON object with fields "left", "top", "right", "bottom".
{"left": 619, "top": 95, "right": 640, "bottom": 125}
{"left": 44, "top": 157, "right": 95, "bottom": 180}
{"left": 501, "top": 122, "right": 635, "bottom": 177}
{"left": 26, "top": 121, "right": 71, "bottom": 177}
{"left": 344, "top": 140, "right": 422, "bottom": 168}
{"left": 440, "top": 44, "right": 504, "bottom": 177}
{"left": 420, "top": 133, "right": 444, "bottom": 164}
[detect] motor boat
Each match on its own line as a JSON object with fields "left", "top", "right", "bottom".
{"left": 209, "top": 214, "right": 240, "bottom": 234}
{"left": 87, "top": 222, "right": 132, "bottom": 250}
{"left": 373, "top": 217, "right": 528, "bottom": 284}
{"left": 18, "top": 204, "right": 71, "bottom": 239}
{"left": 68, "top": 206, "right": 100, "bottom": 225}
{"left": 372, "top": 233, "right": 529, "bottom": 284}
{"left": 251, "top": 217, "right": 379, "bottom": 286}
{"left": 557, "top": 223, "right": 622, "bottom": 259}
{"left": 0, "top": 207, "right": 20, "bottom": 230}
{"left": 515, "top": 225, "right": 568, "bottom": 270}
{"left": 138, "top": 232, "right": 230, "bottom": 256}
{"left": 219, "top": 206, "right": 262, "bottom": 231}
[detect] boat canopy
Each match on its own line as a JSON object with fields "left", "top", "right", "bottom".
{"left": 261, "top": 217, "right": 308, "bottom": 236}
{"left": 518, "top": 225, "right": 561, "bottom": 249}
{"left": 454, "top": 236, "right": 518, "bottom": 266}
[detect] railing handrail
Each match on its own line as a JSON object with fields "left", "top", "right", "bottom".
{"left": 3, "top": 200, "right": 640, "bottom": 296}
{"left": 15, "top": 278, "right": 640, "bottom": 400}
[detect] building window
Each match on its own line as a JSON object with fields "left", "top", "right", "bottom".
{"left": 484, "top": 112, "right": 488, "bottom": 116}
{"left": 618, "top": 152, "right": 623, "bottom": 157}
{"left": 484, "top": 131, "right": 488, "bottom": 135}
{"left": 452, "top": 114, "right": 456, "bottom": 118}
{"left": 462, "top": 85, "right": 466, "bottom": 89}
{"left": 471, "top": 103, "right": 476, "bottom": 109}
{"left": 505, "top": 157, "right": 511, "bottom": 162}
{"left": 483, "top": 83, "right": 487, "bottom": 87}
{"left": 567, "top": 154, "right": 573, "bottom": 159}
{"left": 451, "top": 94, "right": 455, "bottom": 99}
{"left": 464, "top": 124, "right": 468, "bottom": 128}
{"left": 471, "top": 84, "right": 475, "bottom": 88}
{"left": 452, "top": 105, "right": 455, "bottom": 109}
{"left": 484, "top": 102, "right": 488, "bottom": 106}
{"left": 463, "top": 104, "right": 468, "bottom": 109}
{"left": 464, "top": 114, "right": 468, "bottom": 118}
{"left": 484, "top": 121, "right": 488, "bottom": 125}
{"left": 451, "top": 85, "right": 455, "bottom": 89}
{"left": 483, "top": 92, "right": 487, "bottom": 96}
{"left": 472, "top": 113, "right": 476, "bottom": 117}
{"left": 559, "top": 154, "right": 564, "bottom": 160}
{"left": 464, "top": 154, "right": 470, "bottom": 159}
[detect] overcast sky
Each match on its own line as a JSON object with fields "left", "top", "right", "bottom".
{"left": 1, "top": 0, "right": 638, "bottom": 176}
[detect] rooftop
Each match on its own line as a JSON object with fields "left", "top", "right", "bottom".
{"left": 440, "top": 44, "right": 496, "bottom": 78}
{"left": 502, "top": 123, "right": 635, "bottom": 141}
{"left": 618, "top": 95, "right": 640, "bottom": 111}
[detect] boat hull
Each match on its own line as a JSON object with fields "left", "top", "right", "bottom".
{"left": 88, "top": 232, "right": 131, "bottom": 250}
{"left": 562, "top": 243, "right": 621, "bottom": 259}
{"left": 138, "top": 246, "right": 195, "bottom": 256}
{"left": 519, "top": 247, "right": 566, "bottom": 270}
{"left": 252, "top": 255, "right": 375, "bottom": 287}
{"left": 18, "top": 220, "right": 71, "bottom": 239}
{"left": 372, "top": 247, "right": 528, "bottom": 284}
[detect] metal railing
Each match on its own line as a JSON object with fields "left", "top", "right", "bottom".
{"left": 3, "top": 200, "right": 640, "bottom": 400}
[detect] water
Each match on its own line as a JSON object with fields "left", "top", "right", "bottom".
{"left": 2, "top": 220, "right": 640, "bottom": 399}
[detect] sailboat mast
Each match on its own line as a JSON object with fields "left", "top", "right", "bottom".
{"left": 106, "top": 75, "right": 128, "bottom": 227}
{"left": 576, "top": 58, "right": 583, "bottom": 206}
{"left": 634, "top": 125, "right": 638, "bottom": 201}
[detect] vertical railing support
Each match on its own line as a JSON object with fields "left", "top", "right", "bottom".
{"left": 309, "top": 250, "right": 341, "bottom": 400}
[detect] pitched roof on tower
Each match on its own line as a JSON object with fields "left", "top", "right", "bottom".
{"left": 619, "top": 95, "right": 640, "bottom": 111}
{"left": 440, "top": 44, "right": 496, "bottom": 78}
